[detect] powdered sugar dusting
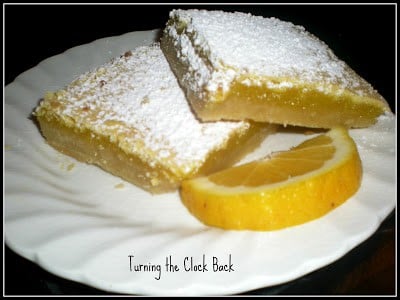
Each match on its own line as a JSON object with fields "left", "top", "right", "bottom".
{"left": 37, "top": 44, "right": 249, "bottom": 175}
{"left": 165, "top": 9, "right": 381, "bottom": 99}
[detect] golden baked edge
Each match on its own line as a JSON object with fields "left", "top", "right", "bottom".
{"left": 35, "top": 108, "right": 275, "bottom": 194}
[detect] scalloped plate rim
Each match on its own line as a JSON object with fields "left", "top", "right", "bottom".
{"left": 4, "top": 30, "right": 396, "bottom": 296}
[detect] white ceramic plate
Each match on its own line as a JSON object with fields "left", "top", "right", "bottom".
{"left": 5, "top": 30, "right": 396, "bottom": 296}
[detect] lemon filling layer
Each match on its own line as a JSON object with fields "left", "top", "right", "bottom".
{"left": 194, "top": 77, "right": 388, "bottom": 128}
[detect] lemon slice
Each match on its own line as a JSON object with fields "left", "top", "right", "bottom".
{"left": 180, "top": 127, "right": 362, "bottom": 231}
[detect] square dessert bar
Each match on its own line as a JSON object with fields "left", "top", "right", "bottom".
{"left": 161, "top": 9, "right": 390, "bottom": 128}
{"left": 35, "top": 44, "right": 274, "bottom": 193}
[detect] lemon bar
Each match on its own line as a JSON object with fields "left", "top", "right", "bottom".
{"left": 35, "top": 44, "right": 274, "bottom": 193}
{"left": 161, "top": 9, "right": 390, "bottom": 128}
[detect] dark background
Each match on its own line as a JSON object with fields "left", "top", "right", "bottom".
{"left": 4, "top": 4, "right": 396, "bottom": 295}
{"left": 5, "top": 4, "right": 396, "bottom": 112}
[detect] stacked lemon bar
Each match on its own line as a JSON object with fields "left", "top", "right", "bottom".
{"left": 161, "top": 10, "right": 389, "bottom": 128}
{"left": 35, "top": 9, "right": 389, "bottom": 196}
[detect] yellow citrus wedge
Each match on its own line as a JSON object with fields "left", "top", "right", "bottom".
{"left": 180, "top": 127, "right": 362, "bottom": 231}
